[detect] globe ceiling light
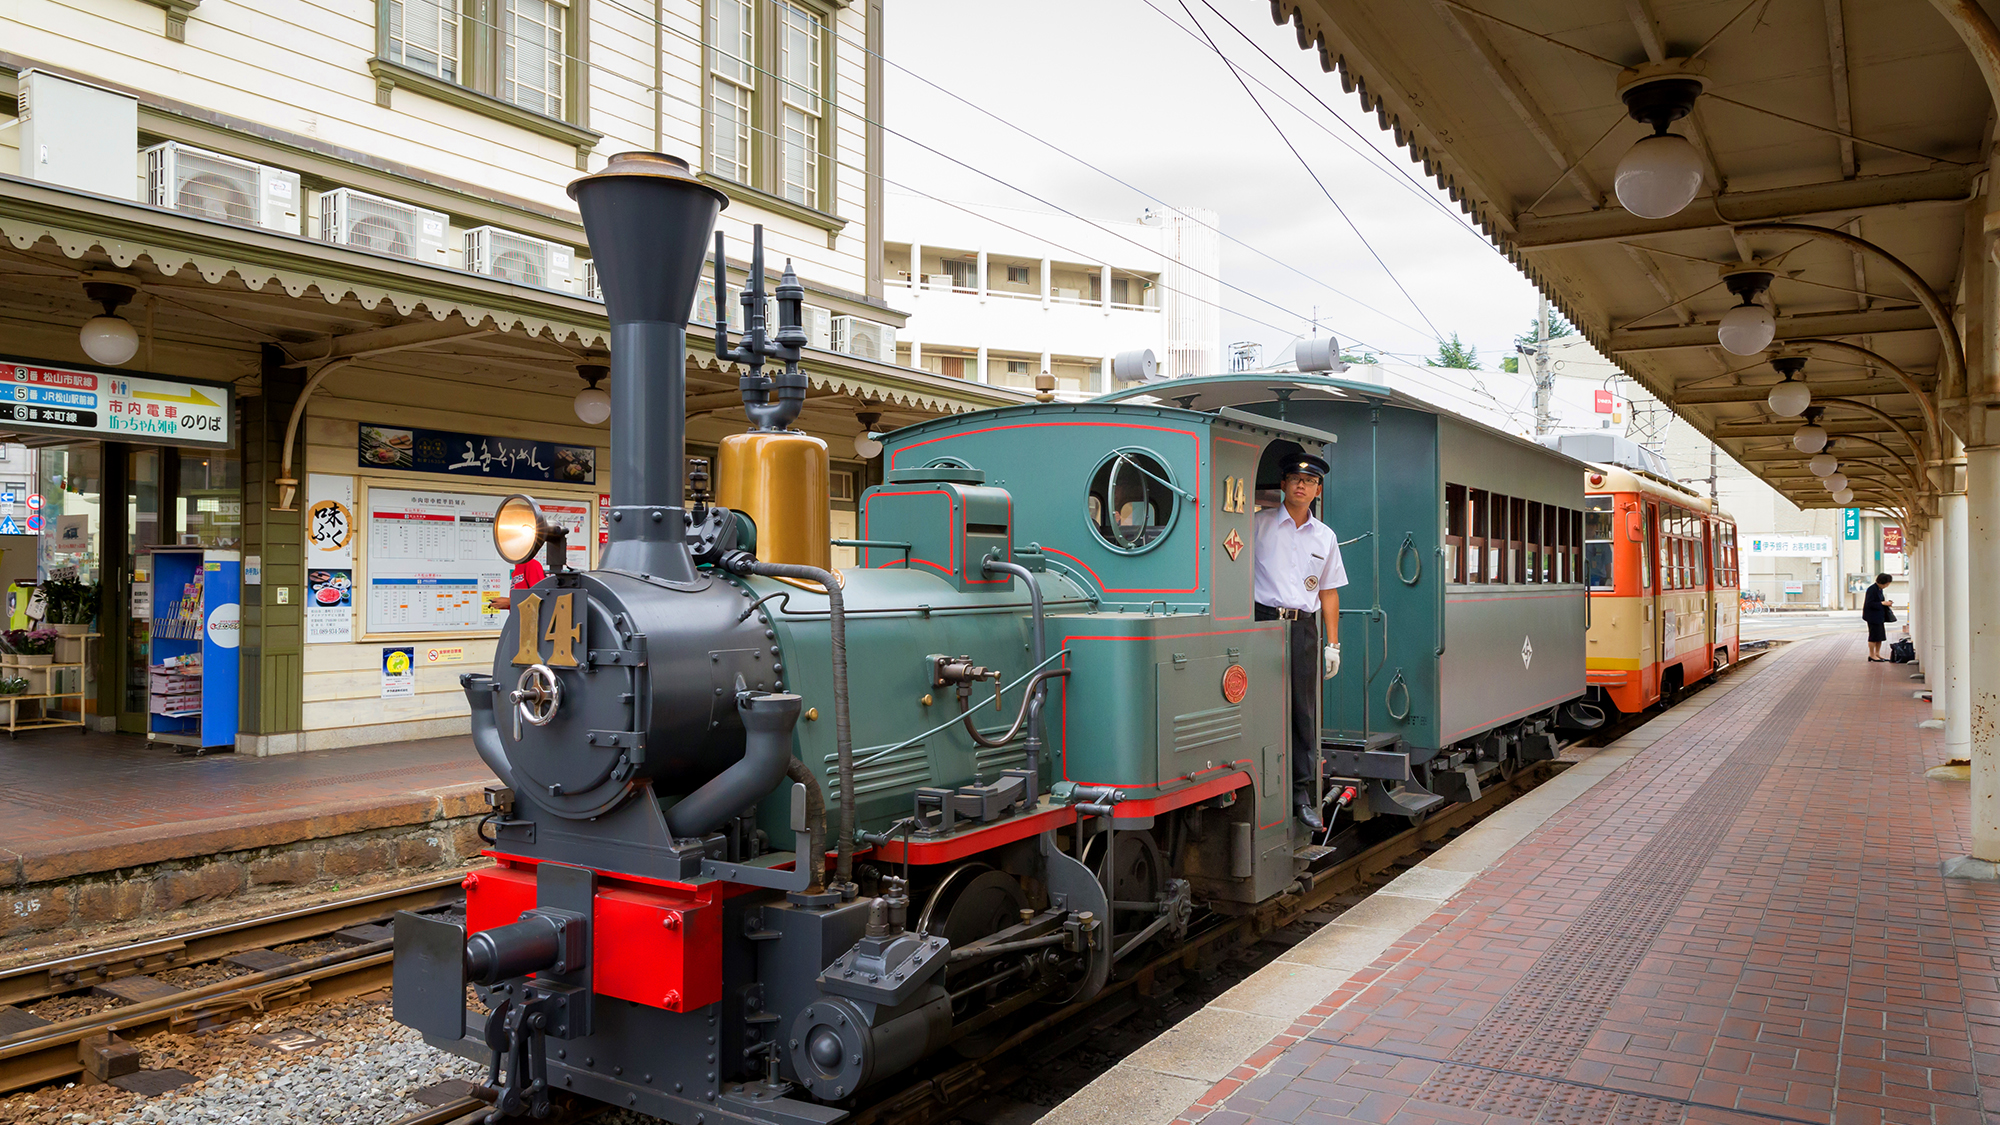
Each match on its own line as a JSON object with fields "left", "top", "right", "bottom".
{"left": 1766, "top": 355, "right": 1811, "bottom": 418}
{"left": 79, "top": 315, "right": 139, "bottom": 366}
{"left": 853, "top": 409, "right": 884, "bottom": 460}
{"left": 1717, "top": 267, "right": 1777, "bottom": 356}
{"left": 1615, "top": 134, "right": 1706, "bottom": 219}
{"left": 572, "top": 362, "right": 610, "bottom": 425}
{"left": 1613, "top": 61, "right": 1708, "bottom": 219}
{"left": 1822, "top": 473, "right": 1849, "bottom": 493}
{"left": 1791, "top": 423, "right": 1828, "bottom": 454}
{"left": 1718, "top": 302, "right": 1776, "bottom": 355}
{"left": 1833, "top": 488, "right": 1855, "bottom": 505}
{"left": 1808, "top": 452, "right": 1839, "bottom": 477}
{"left": 77, "top": 271, "right": 142, "bottom": 367}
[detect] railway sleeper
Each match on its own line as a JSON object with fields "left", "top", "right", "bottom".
{"left": 167, "top": 978, "right": 314, "bottom": 1035}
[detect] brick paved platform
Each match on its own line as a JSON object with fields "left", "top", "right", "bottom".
{"left": 0, "top": 731, "right": 489, "bottom": 887}
{"left": 1049, "top": 635, "right": 1998, "bottom": 1125}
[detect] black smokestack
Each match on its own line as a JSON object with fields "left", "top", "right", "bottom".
{"left": 567, "top": 152, "right": 727, "bottom": 583}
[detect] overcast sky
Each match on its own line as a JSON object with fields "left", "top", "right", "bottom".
{"left": 881, "top": 0, "right": 1551, "bottom": 379}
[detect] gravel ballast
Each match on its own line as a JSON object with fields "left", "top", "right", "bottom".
{"left": 0, "top": 995, "right": 487, "bottom": 1125}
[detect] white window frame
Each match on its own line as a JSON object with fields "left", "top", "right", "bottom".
{"left": 388, "top": 0, "right": 461, "bottom": 82}
{"left": 778, "top": 2, "right": 824, "bottom": 208}
{"left": 708, "top": 0, "right": 756, "bottom": 185}
{"left": 502, "top": 0, "right": 567, "bottom": 118}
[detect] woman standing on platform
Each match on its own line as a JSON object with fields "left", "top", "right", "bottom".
{"left": 1863, "top": 573, "right": 1894, "bottom": 661}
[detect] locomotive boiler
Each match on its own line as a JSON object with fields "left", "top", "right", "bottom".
{"left": 390, "top": 151, "right": 1595, "bottom": 1125}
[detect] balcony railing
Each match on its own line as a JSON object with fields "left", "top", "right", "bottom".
{"left": 888, "top": 276, "right": 1155, "bottom": 312}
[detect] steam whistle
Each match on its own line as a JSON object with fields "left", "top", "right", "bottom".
{"left": 714, "top": 225, "right": 809, "bottom": 432}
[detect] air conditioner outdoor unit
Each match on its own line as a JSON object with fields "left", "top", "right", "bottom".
{"left": 925, "top": 274, "right": 953, "bottom": 291}
{"left": 802, "top": 305, "right": 832, "bottom": 350}
{"left": 465, "top": 226, "right": 574, "bottom": 290}
{"left": 1054, "top": 288, "right": 1081, "bottom": 302}
{"left": 579, "top": 259, "right": 601, "bottom": 301}
{"left": 832, "top": 316, "right": 896, "bottom": 361}
{"left": 145, "top": 142, "right": 300, "bottom": 234}
{"left": 319, "top": 188, "right": 449, "bottom": 262}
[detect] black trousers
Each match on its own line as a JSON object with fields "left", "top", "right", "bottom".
{"left": 1256, "top": 604, "right": 1318, "bottom": 795}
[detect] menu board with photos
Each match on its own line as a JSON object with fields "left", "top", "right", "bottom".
{"left": 364, "top": 487, "right": 590, "bottom": 635}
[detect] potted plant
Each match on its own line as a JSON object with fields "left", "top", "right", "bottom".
{"left": 0, "top": 675, "right": 29, "bottom": 724}
{"left": 5, "top": 628, "right": 56, "bottom": 667}
{"left": 39, "top": 575, "right": 97, "bottom": 637}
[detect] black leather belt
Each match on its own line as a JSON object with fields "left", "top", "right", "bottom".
{"left": 1257, "top": 604, "right": 1306, "bottom": 620}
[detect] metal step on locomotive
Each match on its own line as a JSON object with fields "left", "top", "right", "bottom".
{"left": 389, "top": 151, "right": 1599, "bottom": 1125}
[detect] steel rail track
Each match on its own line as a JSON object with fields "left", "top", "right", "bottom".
{"left": 0, "top": 872, "right": 465, "bottom": 1009}
{"left": 0, "top": 875, "right": 467, "bottom": 1094}
{"left": 2, "top": 656, "right": 1763, "bottom": 1113}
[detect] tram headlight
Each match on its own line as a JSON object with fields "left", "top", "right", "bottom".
{"left": 494, "top": 494, "right": 557, "bottom": 565}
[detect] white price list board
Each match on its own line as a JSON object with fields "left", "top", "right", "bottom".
{"left": 365, "top": 488, "right": 513, "bottom": 634}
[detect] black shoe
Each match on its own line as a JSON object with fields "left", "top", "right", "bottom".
{"left": 1295, "top": 790, "right": 1325, "bottom": 831}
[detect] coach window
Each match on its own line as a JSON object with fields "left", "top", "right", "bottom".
{"left": 1539, "top": 503, "right": 1555, "bottom": 582}
{"left": 1583, "top": 497, "right": 1613, "bottom": 589}
{"left": 1554, "top": 507, "right": 1567, "bottom": 584}
{"left": 1468, "top": 488, "right": 1488, "bottom": 582}
{"left": 1488, "top": 494, "right": 1506, "bottom": 584}
{"left": 1445, "top": 483, "right": 1467, "bottom": 582}
{"left": 1658, "top": 511, "right": 1673, "bottom": 589}
{"left": 1507, "top": 499, "right": 1521, "bottom": 582}
{"left": 1528, "top": 500, "right": 1544, "bottom": 588}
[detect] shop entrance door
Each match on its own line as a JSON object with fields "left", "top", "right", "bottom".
{"left": 117, "top": 448, "right": 164, "bottom": 733}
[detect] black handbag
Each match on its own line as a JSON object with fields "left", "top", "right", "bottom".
{"left": 1883, "top": 606, "right": 1897, "bottom": 623}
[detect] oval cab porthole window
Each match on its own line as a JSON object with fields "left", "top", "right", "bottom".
{"left": 1085, "top": 448, "right": 1179, "bottom": 554}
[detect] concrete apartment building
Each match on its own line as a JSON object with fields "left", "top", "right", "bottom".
{"left": 883, "top": 192, "right": 1222, "bottom": 394}
{"left": 0, "top": 0, "right": 1027, "bottom": 753}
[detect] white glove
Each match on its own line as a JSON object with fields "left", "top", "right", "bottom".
{"left": 1324, "top": 642, "right": 1340, "bottom": 680}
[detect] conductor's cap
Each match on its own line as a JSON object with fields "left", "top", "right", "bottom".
{"left": 1280, "top": 451, "right": 1330, "bottom": 480}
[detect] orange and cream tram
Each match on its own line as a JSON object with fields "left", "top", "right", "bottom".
{"left": 1582, "top": 464, "right": 1740, "bottom": 715}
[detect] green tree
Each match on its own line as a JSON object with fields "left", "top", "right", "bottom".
{"left": 1513, "top": 311, "right": 1575, "bottom": 348}
{"left": 1427, "top": 333, "right": 1480, "bottom": 370}
{"left": 1501, "top": 311, "right": 1575, "bottom": 372}
{"left": 1341, "top": 351, "right": 1379, "bottom": 365}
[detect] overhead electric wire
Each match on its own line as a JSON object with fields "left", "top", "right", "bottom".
{"left": 1164, "top": 0, "right": 1490, "bottom": 241}
{"left": 810, "top": 5, "right": 1484, "bottom": 339}
{"left": 450, "top": 1, "right": 1521, "bottom": 393}
{"left": 1170, "top": 0, "right": 1446, "bottom": 342}
{"left": 425, "top": 3, "right": 1329, "bottom": 343}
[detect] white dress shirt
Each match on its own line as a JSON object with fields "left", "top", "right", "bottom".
{"left": 1252, "top": 504, "right": 1348, "bottom": 611}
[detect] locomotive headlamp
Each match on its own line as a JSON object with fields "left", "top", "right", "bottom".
{"left": 494, "top": 494, "right": 561, "bottom": 565}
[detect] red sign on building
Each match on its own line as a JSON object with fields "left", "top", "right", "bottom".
{"left": 1883, "top": 525, "right": 1904, "bottom": 554}
{"left": 1594, "top": 390, "right": 1614, "bottom": 413}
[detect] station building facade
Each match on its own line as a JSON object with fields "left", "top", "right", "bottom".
{"left": 0, "top": 0, "right": 1027, "bottom": 753}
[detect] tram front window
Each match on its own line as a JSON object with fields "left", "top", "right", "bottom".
{"left": 1583, "top": 496, "right": 1614, "bottom": 590}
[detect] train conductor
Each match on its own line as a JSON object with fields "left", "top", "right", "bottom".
{"left": 1252, "top": 447, "right": 1346, "bottom": 830}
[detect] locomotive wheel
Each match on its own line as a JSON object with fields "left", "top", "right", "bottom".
{"left": 919, "top": 864, "right": 1032, "bottom": 1056}
{"left": 918, "top": 864, "right": 1030, "bottom": 979}
{"left": 1080, "top": 831, "right": 1165, "bottom": 915}
{"left": 1081, "top": 831, "right": 1168, "bottom": 965}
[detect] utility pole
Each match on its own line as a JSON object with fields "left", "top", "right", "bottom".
{"left": 1710, "top": 442, "right": 1718, "bottom": 502}
{"left": 1532, "top": 297, "right": 1556, "bottom": 436}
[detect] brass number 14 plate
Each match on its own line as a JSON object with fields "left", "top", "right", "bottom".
{"left": 512, "top": 591, "right": 584, "bottom": 668}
